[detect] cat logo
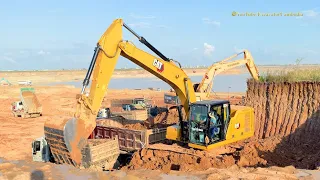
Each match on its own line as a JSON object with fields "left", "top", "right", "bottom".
{"left": 153, "top": 59, "right": 164, "bottom": 72}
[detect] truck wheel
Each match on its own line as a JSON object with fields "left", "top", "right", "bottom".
{"left": 125, "top": 157, "right": 132, "bottom": 165}
{"left": 113, "top": 160, "right": 121, "bottom": 170}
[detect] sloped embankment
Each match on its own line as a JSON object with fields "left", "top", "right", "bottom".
{"left": 244, "top": 80, "right": 320, "bottom": 169}
{"left": 245, "top": 80, "right": 320, "bottom": 141}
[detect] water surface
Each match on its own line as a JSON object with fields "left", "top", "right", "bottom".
{"left": 47, "top": 74, "right": 251, "bottom": 93}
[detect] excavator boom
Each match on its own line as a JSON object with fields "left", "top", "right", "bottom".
{"left": 195, "top": 50, "right": 260, "bottom": 97}
{"left": 44, "top": 19, "right": 196, "bottom": 166}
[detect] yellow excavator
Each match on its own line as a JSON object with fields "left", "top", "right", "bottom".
{"left": 44, "top": 19, "right": 256, "bottom": 167}
{"left": 193, "top": 50, "right": 260, "bottom": 99}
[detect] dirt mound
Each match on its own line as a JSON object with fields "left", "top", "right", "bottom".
{"left": 125, "top": 137, "right": 271, "bottom": 172}
{"left": 125, "top": 148, "right": 236, "bottom": 172}
{"left": 125, "top": 134, "right": 320, "bottom": 171}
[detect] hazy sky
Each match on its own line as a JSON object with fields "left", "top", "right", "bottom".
{"left": 0, "top": 0, "right": 319, "bottom": 70}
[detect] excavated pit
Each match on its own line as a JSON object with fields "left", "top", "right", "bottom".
{"left": 124, "top": 80, "right": 320, "bottom": 171}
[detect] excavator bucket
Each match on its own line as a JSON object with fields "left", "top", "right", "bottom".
{"left": 44, "top": 116, "right": 96, "bottom": 166}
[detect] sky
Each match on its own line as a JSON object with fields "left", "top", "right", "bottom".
{"left": 0, "top": 0, "right": 319, "bottom": 70}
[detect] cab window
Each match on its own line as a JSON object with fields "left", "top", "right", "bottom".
{"left": 190, "top": 105, "right": 208, "bottom": 123}
{"left": 210, "top": 105, "right": 222, "bottom": 117}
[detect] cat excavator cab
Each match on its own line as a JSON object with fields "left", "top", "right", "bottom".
{"left": 43, "top": 18, "right": 256, "bottom": 167}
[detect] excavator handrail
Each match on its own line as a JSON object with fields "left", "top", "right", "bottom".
{"left": 195, "top": 50, "right": 260, "bottom": 97}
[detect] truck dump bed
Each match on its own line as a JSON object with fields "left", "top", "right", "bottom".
{"left": 111, "top": 110, "right": 148, "bottom": 120}
{"left": 89, "top": 118, "right": 167, "bottom": 152}
{"left": 81, "top": 139, "right": 120, "bottom": 169}
{"left": 20, "top": 87, "right": 42, "bottom": 114}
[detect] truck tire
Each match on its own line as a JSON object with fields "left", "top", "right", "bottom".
{"left": 113, "top": 160, "right": 121, "bottom": 170}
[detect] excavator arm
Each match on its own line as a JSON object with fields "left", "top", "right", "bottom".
{"left": 195, "top": 50, "right": 260, "bottom": 97}
{"left": 44, "top": 19, "right": 196, "bottom": 166}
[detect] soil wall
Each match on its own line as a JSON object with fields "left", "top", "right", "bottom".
{"left": 245, "top": 80, "right": 320, "bottom": 143}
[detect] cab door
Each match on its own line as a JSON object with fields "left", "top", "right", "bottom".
{"left": 188, "top": 105, "right": 208, "bottom": 145}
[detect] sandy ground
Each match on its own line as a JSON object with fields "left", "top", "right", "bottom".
{"left": 1, "top": 64, "right": 319, "bottom": 86}
{"left": 0, "top": 85, "right": 319, "bottom": 179}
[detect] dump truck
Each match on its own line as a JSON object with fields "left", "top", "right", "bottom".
{"left": 12, "top": 87, "right": 42, "bottom": 118}
{"left": 97, "top": 107, "right": 148, "bottom": 121}
{"left": 111, "top": 98, "right": 152, "bottom": 110}
{"left": 32, "top": 136, "right": 121, "bottom": 170}
{"left": 164, "top": 93, "right": 180, "bottom": 105}
{"left": 90, "top": 117, "right": 167, "bottom": 153}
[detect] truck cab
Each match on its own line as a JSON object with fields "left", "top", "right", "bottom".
{"left": 12, "top": 101, "right": 24, "bottom": 111}
{"left": 32, "top": 136, "right": 53, "bottom": 162}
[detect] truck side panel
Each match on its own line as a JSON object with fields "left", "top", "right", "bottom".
{"left": 89, "top": 125, "right": 167, "bottom": 152}
{"left": 81, "top": 139, "right": 120, "bottom": 169}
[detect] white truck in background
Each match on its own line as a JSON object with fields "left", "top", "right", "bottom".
{"left": 11, "top": 87, "right": 42, "bottom": 118}
{"left": 18, "top": 80, "right": 32, "bottom": 86}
